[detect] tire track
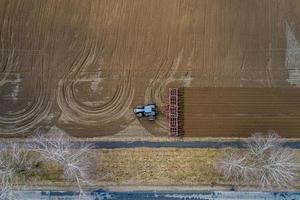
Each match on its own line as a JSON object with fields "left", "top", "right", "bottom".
{"left": 285, "top": 22, "right": 300, "bottom": 86}
{"left": 0, "top": 51, "right": 52, "bottom": 135}
{"left": 144, "top": 49, "right": 183, "bottom": 131}
{"left": 0, "top": 1, "right": 52, "bottom": 135}
{"left": 57, "top": 37, "right": 134, "bottom": 127}
{"left": 56, "top": 1, "right": 135, "bottom": 130}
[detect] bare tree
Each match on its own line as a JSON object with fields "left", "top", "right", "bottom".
{"left": 244, "top": 132, "right": 282, "bottom": 156}
{"left": 30, "top": 130, "right": 94, "bottom": 199}
{"left": 0, "top": 142, "right": 39, "bottom": 200}
{"left": 214, "top": 132, "right": 300, "bottom": 189}
{"left": 258, "top": 147, "right": 299, "bottom": 187}
{"left": 215, "top": 150, "right": 254, "bottom": 183}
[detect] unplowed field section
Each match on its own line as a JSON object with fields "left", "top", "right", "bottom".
{"left": 184, "top": 88, "right": 300, "bottom": 137}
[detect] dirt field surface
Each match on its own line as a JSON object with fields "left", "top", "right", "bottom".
{"left": 184, "top": 88, "right": 300, "bottom": 137}
{"left": 1, "top": 0, "right": 300, "bottom": 137}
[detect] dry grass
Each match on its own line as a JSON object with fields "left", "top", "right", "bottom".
{"left": 18, "top": 148, "right": 300, "bottom": 188}
{"left": 95, "top": 148, "right": 222, "bottom": 186}
{"left": 23, "top": 148, "right": 221, "bottom": 187}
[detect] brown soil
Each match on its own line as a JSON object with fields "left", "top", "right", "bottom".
{"left": 1, "top": 0, "right": 300, "bottom": 137}
{"left": 184, "top": 88, "right": 300, "bottom": 137}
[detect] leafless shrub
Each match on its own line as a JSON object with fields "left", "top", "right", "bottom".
{"left": 258, "top": 148, "right": 299, "bottom": 187}
{"left": 215, "top": 132, "right": 300, "bottom": 189}
{"left": 0, "top": 142, "right": 40, "bottom": 200}
{"left": 215, "top": 150, "right": 254, "bottom": 183}
{"left": 244, "top": 132, "right": 282, "bottom": 156}
{"left": 30, "top": 131, "right": 94, "bottom": 199}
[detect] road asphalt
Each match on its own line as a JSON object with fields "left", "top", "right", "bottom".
{"left": 14, "top": 190, "right": 300, "bottom": 200}
{"left": 72, "top": 140, "right": 300, "bottom": 149}
{"left": 5, "top": 140, "right": 300, "bottom": 149}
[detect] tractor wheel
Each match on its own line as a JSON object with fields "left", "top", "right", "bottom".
{"left": 148, "top": 116, "right": 155, "bottom": 121}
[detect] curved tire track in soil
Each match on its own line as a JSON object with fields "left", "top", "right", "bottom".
{"left": 0, "top": 77, "right": 52, "bottom": 135}
{"left": 144, "top": 50, "right": 183, "bottom": 134}
{"left": 0, "top": 51, "right": 52, "bottom": 135}
{"left": 57, "top": 40, "right": 134, "bottom": 127}
{"left": 0, "top": 2, "right": 52, "bottom": 135}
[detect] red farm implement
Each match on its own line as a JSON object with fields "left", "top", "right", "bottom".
{"left": 168, "top": 88, "right": 184, "bottom": 136}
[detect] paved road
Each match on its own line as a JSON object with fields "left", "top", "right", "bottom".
{"left": 15, "top": 190, "right": 300, "bottom": 200}
{"left": 72, "top": 141, "right": 300, "bottom": 149}
{"left": 11, "top": 140, "right": 300, "bottom": 149}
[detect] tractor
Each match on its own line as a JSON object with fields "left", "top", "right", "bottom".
{"left": 133, "top": 103, "right": 157, "bottom": 121}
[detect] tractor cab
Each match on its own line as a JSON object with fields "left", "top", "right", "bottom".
{"left": 133, "top": 103, "right": 157, "bottom": 121}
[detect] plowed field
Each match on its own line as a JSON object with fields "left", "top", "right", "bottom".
{"left": 1, "top": 0, "right": 300, "bottom": 137}
{"left": 184, "top": 88, "right": 300, "bottom": 137}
